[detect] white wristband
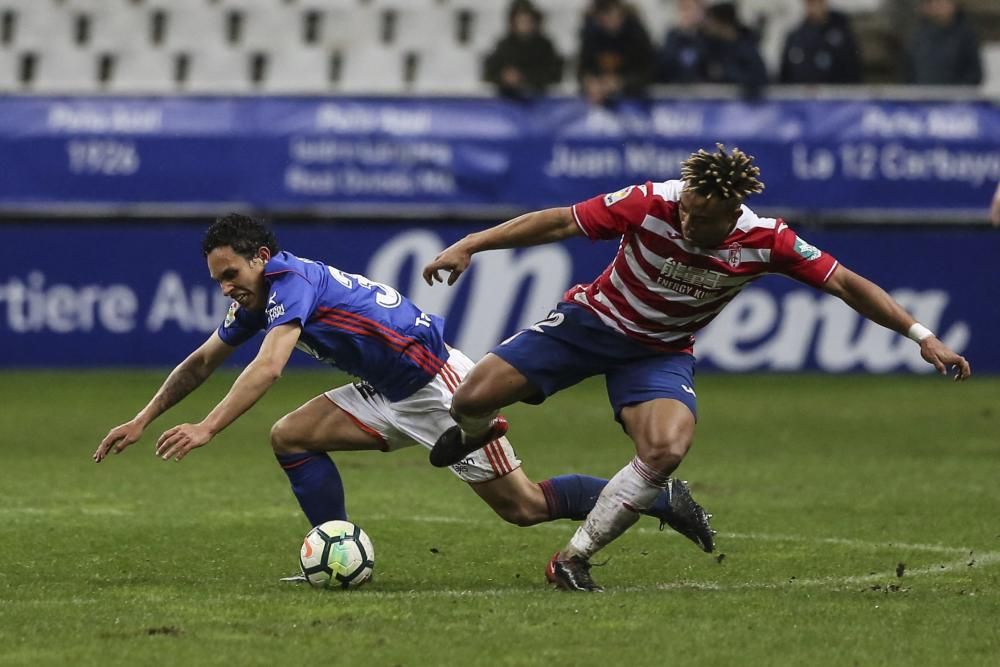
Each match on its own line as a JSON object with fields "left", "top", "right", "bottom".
{"left": 907, "top": 323, "right": 934, "bottom": 343}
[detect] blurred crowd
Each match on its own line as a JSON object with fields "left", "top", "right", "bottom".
{"left": 483, "top": 0, "right": 986, "bottom": 105}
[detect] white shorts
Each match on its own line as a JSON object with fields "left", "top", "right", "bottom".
{"left": 324, "top": 348, "right": 521, "bottom": 484}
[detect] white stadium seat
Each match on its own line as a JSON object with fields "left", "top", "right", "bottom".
{"left": 237, "top": 4, "right": 306, "bottom": 51}
{"left": 338, "top": 45, "right": 408, "bottom": 93}
{"left": 411, "top": 45, "right": 483, "bottom": 94}
{"left": 106, "top": 48, "right": 178, "bottom": 94}
{"left": 147, "top": 1, "right": 228, "bottom": 51}
{"left": 320, "top": 6, "right": 383, "bottom": 51}
{"left": 31, "top": 45, "right": 100, "bottom": 93}
{"left": 388, "top": 5, "right": 454, "bottom": 51}
{"left": 3, "top": 1, "right": 75, "bottom": 50}
{"left": 182, "top": 47, "right": 253, "bottom": 93}
{"left": 261, "top": 46, "right": 335, "bottom": 93}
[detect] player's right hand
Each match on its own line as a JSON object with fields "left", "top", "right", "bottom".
{"left": 94, "top": 420, "right": 144, "bottom": 462}
{"left": 422, "top": 243, "right": 472, "bottom": 286}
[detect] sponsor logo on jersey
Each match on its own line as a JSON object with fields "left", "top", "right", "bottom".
{"left": 794, "top": 237, "right": 822, "bottom": 261}
{"left": 603, "top": 185, "right": 634, "bottom": 207}
{"left": 657, "top": 258, "right": 726, "bottom": 299}
{"left": 268, "top": 291, "right": 277, "bottom": 306}
{"left": 224, "top": 300, "right": 239, "bottom": 328}
{"left": 727, "top": 242, "right": 742, "bottom": 268}
{"left": 266, "top": 300, "right": 285, "bottom": 324}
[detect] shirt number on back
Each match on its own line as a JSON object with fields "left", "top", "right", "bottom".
{"left": 328, "top": 267, "right": 402, "bottom": 308}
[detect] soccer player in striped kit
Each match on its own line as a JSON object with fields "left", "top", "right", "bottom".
{"left": 94, "top": 214, "right": 715, "bottom": 579}
{"left": 423, "top": 144, "right": 972, "bottom": 591}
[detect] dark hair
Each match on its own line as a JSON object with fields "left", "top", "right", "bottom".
{"left": 508, "top": 0, "right": 542, "bottom": 25}
{"left": 681, "top": 143, "right": 765, "bottom": 201}
{"left": 202, "top": 213, "right": 280, "bottom": 259}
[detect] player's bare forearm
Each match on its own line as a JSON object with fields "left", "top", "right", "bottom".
{"left": 134, "top": 333, "right": 232, "bottom": 428}
{"left": 463, "top": 207, "right": 580, "bottom": 253}
{"left": 823, "top": 265, "right": 971, "bottom": 380}
{"left": 822, "top": 266, "right": 915, "bottom": 335}
{"left": 198, "top": 358, "right": 281, "bottom": 436}
{"left": 423, "top": 207, "right": 579, "bottom": 285}
{"left": 198, "top": 323, "right": 300, "bottom": 437}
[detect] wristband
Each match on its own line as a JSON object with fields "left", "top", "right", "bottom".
{"left": 907, "top": 323, "right": 934, "bottom": 343}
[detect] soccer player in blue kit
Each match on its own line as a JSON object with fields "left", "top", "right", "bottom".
{"left": 93, "top": 214, "right": 715, "bottom": 579}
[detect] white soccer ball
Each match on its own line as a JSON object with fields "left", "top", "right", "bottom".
{"left": 299, "top": 520, "right": 375, "bottom": 589}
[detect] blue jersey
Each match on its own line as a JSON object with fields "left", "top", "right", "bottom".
{"left": 216, "top": 251, "right": 448, "bottom": 402}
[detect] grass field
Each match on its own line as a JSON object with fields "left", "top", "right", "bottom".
{"left": 1, "top": 370, "right": 998, "bottom": 666}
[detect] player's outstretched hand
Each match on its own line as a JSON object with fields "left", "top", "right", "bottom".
{"left": 155, "top": 423, "right": 213, "bottom": 462}
{"left": 422, "top": 241, "right": 472, "bottom": 286}
{"left": 94, "top": 420, "right": 144, "bottom": 463}
{"left": 920, "top": 337, "right": 971, "bottom": 381}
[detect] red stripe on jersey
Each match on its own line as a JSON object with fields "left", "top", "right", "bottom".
{"left": 316, "top": 312, "right": 443, "bottom": 377}
{"left": 317, "top": 308, "right": 445, "bottom": 377}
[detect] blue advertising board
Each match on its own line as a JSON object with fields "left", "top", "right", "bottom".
{"left": 0, "top": 97, "right": 996, "bottom": 216}
{"left": 2, "top": 222, "right": 995, "bottom": 373}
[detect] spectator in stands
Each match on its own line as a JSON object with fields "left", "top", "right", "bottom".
{"left": 779, "top": 0, "right": 862, "bottom": 84}
{"left": 483, "top": 0, "right": 563, "bottom": 101}
{"left": 698, "top": 2, "right": 768, "bottom": 97}
{"left": 905, "top": 0, "right": 982, "bottom": 85}
{"left": 658, "top": 0, "right": 707, "bottom": 84}
{"left": 578, "top": 0, "right": 656, "bottom": 106}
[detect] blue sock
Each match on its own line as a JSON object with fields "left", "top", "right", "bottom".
{"left": 276, "top": 452, "right": 347, "bottom": 526}
{"left": 539, "top": 474, "right": 670, "bottom": 521}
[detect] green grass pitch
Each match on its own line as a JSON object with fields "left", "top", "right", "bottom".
{"left": 1, "top": 370, "right": 998, "bottom": 666}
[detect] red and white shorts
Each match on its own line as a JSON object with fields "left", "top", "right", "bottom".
{"left": 324, "top": 348, "right": 521, "bottom": 484}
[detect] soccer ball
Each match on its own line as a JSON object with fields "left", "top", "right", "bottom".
{"left": 299, "top": 520, "right": 375, "bottom": 589}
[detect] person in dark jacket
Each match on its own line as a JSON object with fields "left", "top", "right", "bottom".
{"left": 658, "top": 0, "right": 708, "bottom": 84}
{"left": 699, "top": 2, "right": 768, "bottom": 96}
{"left": 905, "top": 0, "right": 982, "bottom": 85}
{"left": 483, "top": 0, "right": 563, "bottom": 100}
{"left": 780, "top": 0, "right": 862, "bottom": 84}
{"left": 578, "top": 0, "right": 656, "bottom": 106}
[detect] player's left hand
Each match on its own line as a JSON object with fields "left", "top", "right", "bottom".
{"left": 422, "top": 241, "right": 473, "bottom": 286}
{"left": 920, "top": 337, "right": 971, "bottom": 381}
{"left": 155, "top": 423, "right": 213, "bottom": 461}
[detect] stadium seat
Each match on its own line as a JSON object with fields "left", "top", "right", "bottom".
{"left": 411, "top": 45, "right": 483, "bottom": 94}
{"left": 386, "top": 5, "right": 454, "bottom": 51}
{"left": 0, "top": 47, "right": 20, "bottom": 91}
{"left": 235, "top": 4, "right": 306, "bottom": 51}
{"left": 261, "top": 46, "right": 336, "bottom": 93}
{"left": 320, "top": 6, "right": 383, "bottom": 51}
{"left": 983, "top": 42, "right": 1000, "bottom": 96}
{"left": 148, "top": 0, "right": 228, "bottom": 51}
{"left": 182, "top": 47, "right": 253, "bottom": 93}
{"left": 449, "top": 1, "right": 506, "bottom": 55}
{"left": 77, "top": 3, "right": 150, "bottom": 52}
{"left": 30, "top": 45, "right": 100, "bottom": 92}
{"left": 2, "top": 1, "right": 75, "bottom": 50}
{"left": 106, "top": 48, "right": 179, "bottom": 94}
{"left": 338, "top": 45, "right": 409, "bottom": 93}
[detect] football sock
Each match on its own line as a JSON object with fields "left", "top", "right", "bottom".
{"left": 450, "top": 407, "right": 498, "bottom": 440}
{"left": 276, "top": 452, "right": 347, "bottom": 526}
{"left": 540, "top": 474, "right": 671, "bottom": 522}
{"left": 566, "top": 457, "right": 670, "bottom": 560}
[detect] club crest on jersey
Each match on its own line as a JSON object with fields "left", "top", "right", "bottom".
{"left": 727, "top": 242, "right": 742, "bottom": 268}
{"left": 224, "top": 301, "right": 239, "bottom": 328}
{"left": 604, "top": 185, "right": 634, "bottom": 207}
{"left": 794, "top": 237, "right": 822, "bottom": 261}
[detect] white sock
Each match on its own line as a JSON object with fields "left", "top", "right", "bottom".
{"left": 451, "top": 408, "right": 497, "bottom": 440}
{"left": 566, "top": 457, "right": 669, "bottom": 560}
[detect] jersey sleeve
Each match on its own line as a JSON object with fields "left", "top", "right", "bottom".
{"left": 571, "top": 182, "right": 653, "bottom": 240}
{"left": 769, "top": 224, "right": 839, "bottom": 288}
{"left": 263, "top": 270, "right": 317, "bottom": 331}
{"left": 216, "top": 301, "right": 264, "bottom": 347}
